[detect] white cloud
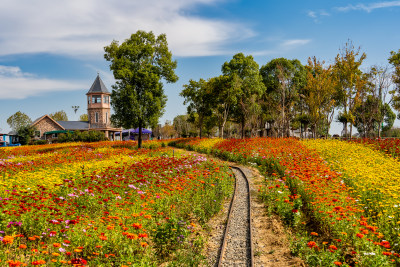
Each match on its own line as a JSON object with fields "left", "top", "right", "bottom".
{"left": 336, "top": 1, "right": 400, "bottom": 13}
{"left": 282, "top": 39, "right": 311, "bottom": 47}
{"left": 0, "top": 0, "right": 254, "bottom": 58}
{"left": 307, "top": 11, "right": 317, "bottom": 18}
{"left": 307, "top": 10, "right": 330, "bottom": 23}
{"left": 0, "top": 65, "right": 85, "bottom": 99}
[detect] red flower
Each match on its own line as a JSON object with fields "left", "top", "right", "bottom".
{"left": 71, "top": 258, "right": 88, "bottom": 265}
{"left": 307, "top": 241, "right": 318, "bottom": 249}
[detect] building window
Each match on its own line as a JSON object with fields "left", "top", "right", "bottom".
{"left": 104, "top": 96, "right": 109, "bottom": 104}
{"left": 34, "top": 131, "right": 40, "bottom": 137}
{"left": 105, "top": 112, "right": 108, "bottom": 123}
{"left": 88, "top": 96, "right": 91, "bottom": 104}
{"left": 92, "top": 95, "right": 101, "bottom": 103}
{"left": 95, "top": 112, "right": 99, "bottom": 123}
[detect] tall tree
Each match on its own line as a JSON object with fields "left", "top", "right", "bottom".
{"left": 104, "top": 30, "right": 178, "bottom": 148}
{"left": 388, "top": 49, "right": 400, "bottom": 117}
{"left": 160, "top": 120, "right": 176, "bottom": 139}
{"left": 7, "top": 111, "right": 32, "bottom": 132}
{"left": 304, "top": 57, "right": 336, "bottom": 138}
{"left": 50, "top": 110, "right": 68, "bottom": 121}
{"left": 368, "top": 65, "right": 393, "bottom": 137}
{"left": 333, "top": 40, "right": 367, "bottom": 137}
{"left": 207, "top": 75, "right": 239, "bottom": 138}
{"left": 173, "top": 115, "right": 195, "bottom": 138}
{"left": 222, "top": 53, "right": 265, "bottom": 138}
{"left": 260, "top": 58, "right": 305, "bottom": 137}
{"left": 180, "top": 79, "right": 213, "bottom": 138}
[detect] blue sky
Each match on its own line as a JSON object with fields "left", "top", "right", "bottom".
{"left": 1, "top": 0, "right": 400, "bottom": 134}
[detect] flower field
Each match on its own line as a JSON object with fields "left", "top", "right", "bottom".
{"left": 0, "top": 141, "right": 234, "bottom": 266}
{"left": 170, "top": 137, "right": 400, "bottom": 266}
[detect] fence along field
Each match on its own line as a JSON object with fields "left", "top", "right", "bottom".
{"left": 0, "top": 141, "right": 234, "bottom": 266}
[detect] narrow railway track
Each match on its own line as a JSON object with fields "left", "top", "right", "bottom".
{"left": 217, "top": 166, "right": 254, "bottom": 267}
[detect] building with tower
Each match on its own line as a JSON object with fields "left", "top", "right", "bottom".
{"left": 31, "top": 75, "right": 121, "bottom": 141}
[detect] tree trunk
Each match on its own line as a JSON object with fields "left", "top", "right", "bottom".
{"left": 138, "top": 121, "right": 143, "bottom": 149}
{"left": 241, "top": 116, "right": 245, "bottom": 139}
{"left": 199, "top": 116, "right": 203, "bottom": 138}
{"left": 378, "top": 121, "right": 382, "bottom": 138}
{"left": 349, "top": 124, "right": 353, "bottom": 139}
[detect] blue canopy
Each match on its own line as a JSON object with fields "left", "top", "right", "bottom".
{"left": 115, "top": 128, "right": 152, "bottom": 135}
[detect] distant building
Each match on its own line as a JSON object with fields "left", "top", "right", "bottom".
{"left": 32, "top": 75, "right": 121, "bottom": 140}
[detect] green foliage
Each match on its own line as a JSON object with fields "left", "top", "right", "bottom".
{"left": 180, "top": 79, "right": 213, "bottom": 138}
{"left": 32, "top": 140, "right": 48, "bottom": 145}
{"left": 333, "top": 40, "right": 367, "bottom": 136}
{"left": 57, "top": 130, "right": 107, "bottom": 143}
{"left": 173, "top": 115, "right": 196, "bottom": 138}
{"left": 260, "top": 57, "right": 306, "bottom": 137}
{"left": 389, "top": 49, "right": 400, "bottom": 113}
{"left": 49, "top": 110, "right": 68, "bottom": 121}
{"left": 104, "top": 30, "right": 178, "bottom": 148}
{"left": 153, "top": 217, "right": 190, "bottom": 257}
{"left": 222, "top": 53, "right": 265, "bottom": 138}
{"left": 354, "top": 98, "right": 395, "bottom": 137}
{"left": 7, "top": 111, "right": 32, "bottom": 132}
{"left": 207, "top": 75, "right": 239, "bottom": 138}
{"left": 382, "top": 127, "right": 400, "bottom": 137}
{"left": 79, "top": 114, "right": 88, "bottom": 121}
{"left": 17, "top": 125, "right": 36, "bottom": 145}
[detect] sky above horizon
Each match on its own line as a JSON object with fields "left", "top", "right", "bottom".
{"left": 1, "top": 0, "right": 400, "bottom": 134}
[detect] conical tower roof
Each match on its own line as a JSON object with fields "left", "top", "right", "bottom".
{"left": 86, "top": 74, "right": 110, "bottom": 95}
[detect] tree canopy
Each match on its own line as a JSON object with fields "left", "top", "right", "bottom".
{"left": 7, "top": 111, "right": 32, "bottom": 132}
{"left": 79, "top": 114, "right": 88, "bottom": 121}
{"left": 222, "top": 53, "right": 265, "bottom": 138}
{"left": 176, "top": 40, "right": 397, "bottom": 138}
{"left": 104, "top": 30, "right": 178, "bottom": 148}
{"left": 50, "top": 110, "right": 68, "bottom": 121}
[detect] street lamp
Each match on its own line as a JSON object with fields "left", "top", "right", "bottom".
{"left": 72, "top": 106, "right": 80, "bottom": 114}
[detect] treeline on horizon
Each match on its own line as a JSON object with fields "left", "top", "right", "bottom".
{"left": 173, "top": 40, "right": 400, "bottom": 139}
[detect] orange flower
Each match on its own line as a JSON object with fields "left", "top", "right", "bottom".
{"left": 99, "top": 235, "right": 107, "bottom": 241}
{"left": 53, "top": 243, "right": 61, "bottom": 248}
{"left": 310, "top": 232, "right": 318, "bottom": 236}
{"left": 19, "top": 244, "right": 27, "bottom": 249}
{"left": 334, "top": 262, "right": 342, "bottom": 266}
{"left": 2, "top": 236, "right": 14, "bottom": 245}
{"left": 140, "top": 242, "right": 148, "bottom": 247}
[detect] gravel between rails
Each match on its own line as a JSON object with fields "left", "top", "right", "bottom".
{"left": 218, "top": 167, "right": 252, "bottom": 267}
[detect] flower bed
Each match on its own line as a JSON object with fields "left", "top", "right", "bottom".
{"left": 0, "top": 142, "right": 234, "bottom": 266}
{"left": 170, "top": 137, "right": 399, "bottom": 266}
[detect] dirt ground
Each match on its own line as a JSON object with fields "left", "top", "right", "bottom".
{"left": 240, "top": 165, "right": 305, "bottom": 267}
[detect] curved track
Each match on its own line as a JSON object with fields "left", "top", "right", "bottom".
{"left": 217, "top": 166, "right": 254, "bottom": 267}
